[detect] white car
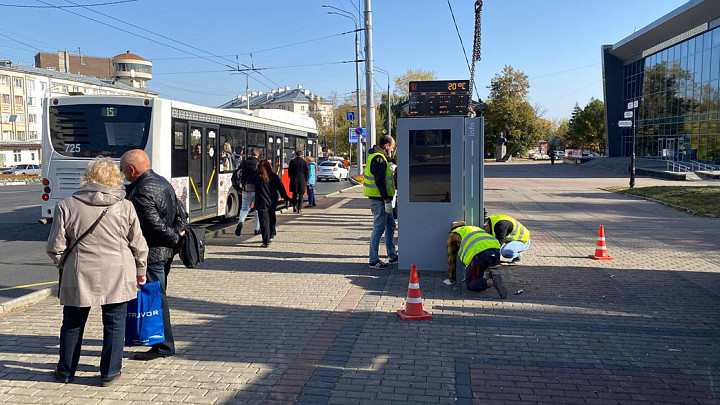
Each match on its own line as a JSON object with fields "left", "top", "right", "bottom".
{"left": 317, "top": 160, "right": 349, "bottom": 181}
{"left": 2, "top": 164, "right": 41, "bottom": 175}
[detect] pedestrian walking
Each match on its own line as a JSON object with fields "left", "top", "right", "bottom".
{"left": 249, "top": 160, "right": 291, "bottom": 247}
{"left": 288, "top": 150, "right": 309, "bottom": 213}
{"left": 550, "top": 150, "right": 556, "bottom": 165}
{"left": 47, "top": 157, "right": 148, "bottom": 386}
{"left": 234, "top": 148, "right": 261, "bottom": 236}
{"left": 364, "top": 135, "right": 398, "bottom": 269}
{"left": 444, "top": 221, "right": 507, "bottom": 298}
{"left": 306, "top": 156, "right": 317, "bottom": 207}
{"left": 121, "top": 149, "right": 183, "bottom": 361}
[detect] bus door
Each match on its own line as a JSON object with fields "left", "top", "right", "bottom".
{"left": 188, "top": 122, "right": 219, "bottom": 219}
{"left": 268, "top": 134, "right": 283, "bottom": 175}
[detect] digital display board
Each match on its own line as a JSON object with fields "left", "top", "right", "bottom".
{"left": 408, "top": 80, "right": 470, "bottom": 117}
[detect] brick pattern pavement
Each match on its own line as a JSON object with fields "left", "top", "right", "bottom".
{"left": 0, "top": 161, "right": 719, "bottom": 404}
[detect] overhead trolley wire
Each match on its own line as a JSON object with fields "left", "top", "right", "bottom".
{"left": 0, "top": 0, "right": 137, "bottom": 7}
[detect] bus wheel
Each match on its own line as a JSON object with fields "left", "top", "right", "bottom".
{"left": 224, "top": 189, "right": 240, "bottom": 221}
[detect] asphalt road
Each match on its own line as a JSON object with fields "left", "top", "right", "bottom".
{"left": 0, "top": 179, "right": 354, "bottom": 305}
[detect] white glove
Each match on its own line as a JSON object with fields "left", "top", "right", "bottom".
{"left": 384, "top": 202, "right": 393, "bottom": 214}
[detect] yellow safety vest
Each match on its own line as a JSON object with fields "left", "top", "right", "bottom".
{"left": 363, "top": 152, "right": 396, "bottom": 198}
{"left": 487, "top": 214, "right": 530, "bottom": 243}
{"left": 452, "top": 226, "right": 501, "bottom": 267}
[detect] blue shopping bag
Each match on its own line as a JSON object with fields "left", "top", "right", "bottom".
{"left": 125, "top": 281, "right": 165, "bottom": 346}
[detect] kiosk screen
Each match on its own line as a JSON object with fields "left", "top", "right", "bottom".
{"left": 408, "top": 129, "right": 451, "bottom": 203}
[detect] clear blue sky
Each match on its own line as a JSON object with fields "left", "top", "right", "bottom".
{"left": 0, "top": 0, "right": 688, "bottom": 120}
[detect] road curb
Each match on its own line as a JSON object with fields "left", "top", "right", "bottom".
{"left": 0, "top": 181, "right": 28, "bottom": 186}
{"left": 0, "top": 285, "right": 58, "bottom": 315}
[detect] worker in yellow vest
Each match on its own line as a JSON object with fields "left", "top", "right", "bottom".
{"left": 363, "top": 135, "right": 397, "bottom": 269}
{"left": 483, "top": 212, "right": 531, "bottom": 263}
{"left": 445, "top": 221, "right": 508, "bottom": 298}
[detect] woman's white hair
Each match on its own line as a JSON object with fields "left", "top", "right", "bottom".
{"left": 81, "top": 157, "right": 124, "bottom": 188}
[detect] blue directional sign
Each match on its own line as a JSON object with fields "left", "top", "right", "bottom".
{"left": 348, "top": 128, "right": 366, "bottom": 144}
{"left": 346, "top": 111, "right": 355, "bottom": 122}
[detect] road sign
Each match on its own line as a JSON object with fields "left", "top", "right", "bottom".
{"left": 624, "top": 111, "right": 633, "bottom": 118}
{"left": 627, "top": 102, "right": 633, "bottom": 110}
{"left": 633, "top": 100, "right": 639, "bottom": 108}
{"left": 348, "top": 128, "right": 366, "bottom": 143}
{"left": 618, "top": 120, "right": 633, "bottom": 128}
{"left": 346, "top": 111, "right": 355, "bottom": 121}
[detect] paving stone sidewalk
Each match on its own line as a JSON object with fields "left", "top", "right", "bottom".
{"left": 0, "top": 161, "right": 719, "bottom": 404}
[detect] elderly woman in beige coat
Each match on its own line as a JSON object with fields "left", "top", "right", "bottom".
{"left": 47, "top": 157, "right": 148, "bottom": 387}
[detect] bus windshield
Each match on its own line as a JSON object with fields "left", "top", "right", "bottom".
{"left": 49, "top": 104, "right": 151, "bottom": 158}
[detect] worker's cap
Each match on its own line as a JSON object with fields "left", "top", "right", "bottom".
{"left": 450, "top": 221, "right": 466, "bottom": 231}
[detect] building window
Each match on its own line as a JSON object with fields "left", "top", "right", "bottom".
{"left": 27, "top": 80, "right": 35, "bottom": 90}
{"left": 1, "top": 113, "right": 9, "bottom": 123}
{"left": 1, "top": 94, "right": 9, "bottom": 103}
{"left": 27, "top": 97, "right": 35, "bottom": 106}
{"left": 2, "top": 131, "right": 10, "bottom": 140}
{"left": 0, "top": 76, "right": 7, "bottom": 86}
{"left": 14, "top": 95, "right": 22, "bottom": 105}
{"left": 61, "top": 85, "right": 68, "bottom": 93}
{"left": 301, "top": 105, "right": 305, "bottom": 112}
{"left": 13, "top": 78, "right": 22, "bottom": 88}
{"left": 72, "top": 86, "right": 79, "bottom": 93}
{"left": 13, "top": 149, "right": 21, "bottom": 162}
{"left": 29, "top": 131, "right": 38, "bottom": 140}
{"left": 40, "top": 82, "right": 46, "bottom": 91}
{"left": 28, "top": 114, "right": 36, "bottom": 123}
{"left": 15, "top": 114, "right": 23, "bottom": 123}
{"left": 31, "top": 152, "right": 35, "bottom": 161}
{"left": 17, "top": 131, "right": 25, "bottom": 141}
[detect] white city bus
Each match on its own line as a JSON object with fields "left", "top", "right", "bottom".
{"left": 40, "top": 95, "right": 318, "bottom": 222}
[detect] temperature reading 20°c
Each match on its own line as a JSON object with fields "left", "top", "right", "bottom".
{"left": 447, "top": 82, "right": 467, "bottom": 91}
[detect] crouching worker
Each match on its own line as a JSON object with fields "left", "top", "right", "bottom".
{"left": 484, "top": 213, "right": 530, "bottom": 263}
{"left": 444, "top": 221, "right": 508, "bottom": 299}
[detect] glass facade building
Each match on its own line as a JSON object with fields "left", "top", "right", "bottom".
{"left": 602, "top": 1, "right": 720, "bottom": 165}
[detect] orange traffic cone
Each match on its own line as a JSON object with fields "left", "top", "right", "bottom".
{"left": 397, "top": 264, "right": 432, "bottom": 321}
{"left": 589, "top": 225, "right": 614, "bottom": 260}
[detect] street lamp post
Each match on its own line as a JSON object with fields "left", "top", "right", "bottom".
{"left": 323, "top": 5, "right": 364, "bottom": 174}
{"left": 375, "top": 66, "right": 391, "bottom": 138}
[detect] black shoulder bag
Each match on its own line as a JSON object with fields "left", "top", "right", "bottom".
{"left": 57, "top": 206, "right": 110, "bottom": 288}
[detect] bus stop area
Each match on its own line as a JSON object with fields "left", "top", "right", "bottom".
{"left": 1, "top": 161, "right": 719, "bottom": 404}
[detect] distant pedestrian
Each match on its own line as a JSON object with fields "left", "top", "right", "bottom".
{"left": 306, "top": 156, "right": 317, "bottom": 207}
{"left": 344, "top": 157, "right": 350, "bottom": 169}
{"left": 47, "top": 157, "right": 148, "bottom": 386}
{"left": 288, "top": 150, "right": 309, "bottom": 213}
{"left": 121, "top": 149, "right": 183, "bottom": 362}
{"left": 234, "top": 148, "right": 261, "bottom": 236}
{"left": 364, "top": 135, "right": 398, "bottom": 269}
{"left": 249, "top": 160, "right": 291, "bottom": 247}
{"left": 550, "top": 151, "right": 556, "bottom": 165}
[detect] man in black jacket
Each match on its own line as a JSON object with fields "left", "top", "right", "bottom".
{"left": 121, "top": 149, "right": 182, "bottom": 361}
{"left": 288, "top": 150, "right": 309, "bottom": 213}
{"left": 234, "top": 149, "right": 261, "bottom": 236}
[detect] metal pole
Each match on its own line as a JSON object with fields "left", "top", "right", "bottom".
{"left": 630, "top": 100, "right": 637, "bottom": 188}
{"left": 387, "top": 79, "right": 391, "bottom": 137}
{"left": 332, "top": 106, "right": 337, "bottom": 156}
{"left": 364, "top": 0, "right": 375, "bottom": 159}
{"left": 354, "top": 28, "right": 363, "bottom": 175}
{"left": 245, "top": 74, "right": 250, "bottom": 110}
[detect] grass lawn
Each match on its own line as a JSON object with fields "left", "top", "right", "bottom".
{"left": 606, "top": 186, "right": 720, "bottom": 218}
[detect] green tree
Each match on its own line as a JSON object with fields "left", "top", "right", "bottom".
{"left": 393, "top": 68, "right": 437, "bottom": 101}
{"left": 483, "top": 65, "right": 540, "bottom": 157}
{"left": 566, "top": 98, "right": 605, "bottom": 151}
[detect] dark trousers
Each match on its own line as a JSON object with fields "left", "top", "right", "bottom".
{"left": 466, "top": 248, "right": 500, "bottom": 291}
{"left": 292, "top": 190, "right": 304, "bottom": 212}
{"left": 257, "top": 208, "right": 276, "bottom": 245}
{"left": 57, "top": 301, "right": 127, "bottom": 379}
{"left": 146, "top": 258, "right": 175, "bottom": 354}
{"left": 307, "top": 185, "right": 316, "bottom": 206}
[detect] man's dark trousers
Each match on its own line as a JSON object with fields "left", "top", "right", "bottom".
{"left": 146, "top": 258, "right": 175, "bottom": 354}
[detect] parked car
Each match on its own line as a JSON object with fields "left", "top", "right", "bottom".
{"left": 582, "top": 150, "right": 601, "bottom": 157}
{"left": 317, "top": 160, "right": 349, "bottom": 181}
{"left": 2, "top": 164, "right": 41, "bottom": 175}
{"left": 552, "top": 151, "right": 565, "bottom": 158}
{"left": 530, "top": 152, "right": 550, "bottom": 160}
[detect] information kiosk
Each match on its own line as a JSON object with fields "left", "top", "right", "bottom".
{"left": 397, "top": 80, "right": 484, "bottom": 271}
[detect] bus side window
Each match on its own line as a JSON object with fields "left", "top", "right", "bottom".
{"left": 172, "top": 120, "right": 188, "bottom": 177}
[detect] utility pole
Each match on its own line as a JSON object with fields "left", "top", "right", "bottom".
{"left": 364, "top": 0, "right": 375, "bottom": 161}
{"left": 332, "top": 105, "right": 337, "bottom": 156}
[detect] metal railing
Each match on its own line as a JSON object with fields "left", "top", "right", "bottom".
{"left": 666, "top": 160, "right": 691, "bottom": 172}
{"left": 689, "top": 160, "right": 716, "bottom": 174}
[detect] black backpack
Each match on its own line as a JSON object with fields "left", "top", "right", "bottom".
{"left": 231, "top": 166, "right": 243, "bottom": 191}
{"left": 178, "top": 225, "right": 205, "bottom": 268}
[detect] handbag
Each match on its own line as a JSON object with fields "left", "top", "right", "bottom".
{"left": 125, "top": 281, "right": 165, "bottom": 346}
{"left": 56, "top": 206, "right": 110, "bottom": 288}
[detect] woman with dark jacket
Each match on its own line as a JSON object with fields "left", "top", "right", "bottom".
{"left": 249, "top": 160, "right": 290, "bottom": 247}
